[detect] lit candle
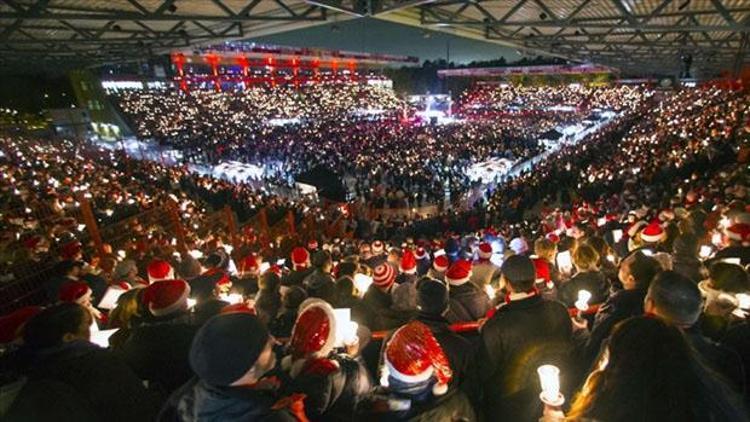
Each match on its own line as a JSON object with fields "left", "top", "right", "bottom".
{"left": 353, "top": 273, "right": 373, "bottom": 297}
{"left": 575, "top": 290, "right": 591, "bottom": 321}
{"left": 537, "top": 364, "right": 564, "bottom": 406}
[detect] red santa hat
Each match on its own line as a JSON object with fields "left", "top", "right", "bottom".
{"left": 545, "top": 232, "right": 560, "bottom": 244}
{"left": 477, "top": 242, "right": 493, "bottom": 260}
{"left": 371, "top": 240, "right": 385, "bottom": 255}
{"left": 640, "top": 221, "right": 665, "bottom": 243}
{"left": 283, "top": 299, "right": 338, "bottom": 377}
{"left": 291, "top": 247, "right": 310, "bottom": 271}
{"left": 143, "top": 279, "right": 190, "bottom": 317}
{"left": 383, "top": 321, "right": 453, "bottom": 396}
{"left": 399, "top": 249, "right": 417, "bottom": 274}
{"left": 432, "top": 255, "right": 449, "bottom": 272}
{"left": 445, "top": 259, "right": 472, "bottom": 286}
{"left": 220, "top": 303, "right": 256, "bottom": 316}
{"left": 627, "top": 220, "right": 647, "bottom": 238}
{"left": 60, "top": 241, "right": 82, "bottom": 261}
{"left": 147, "top": 259, "right": 174, "bottom": 283}
{"left": 58, "top": 281, "right": 92, "bottom": 304}
{"left": 373, "top": 263, "right": 396, "bottom": 291}
{"left": 725, "top": 223, "right": 750, "bottom": 245}
{"left": 415, "top": 247, "right": 428, "bottom": 260}
{"left": 0, "top": 306, "right": 43, "bottom": 344}
{"left": 240, "top": 253, "right": 259, "bottom": 274}
{"left": 306, "top": 239, "right": 318, "bottom": 251}
{"left": 532, "top": 258, "right": 551, "bottom": 284}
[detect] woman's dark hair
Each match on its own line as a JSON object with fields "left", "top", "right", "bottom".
{"left": 569, "top": 316, "right": 748, "bottom": 421}
{"left": 334, "top": 276, "right": 355, "bottom": 305}
{"left": 708, "top": 262, "right": 750, "bottom": 293}
{"left": 259, "top": 272, "right": 280, "bottom": 291}
{"left": 22, "top": 303, "right": 91, "bottom": 350}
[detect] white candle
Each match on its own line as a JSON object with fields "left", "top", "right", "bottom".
{"left": 353, "top": 274, "right": 373, "bottom": 297}
{"left": 699, "top": 245, "right": 713, "bottom": 259}
{"left": 538, "top": 365, "right": 563, "bottom": 405}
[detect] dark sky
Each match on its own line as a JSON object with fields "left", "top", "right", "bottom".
{"left": 250, "top": 18, "right": 520, "bottom": 65}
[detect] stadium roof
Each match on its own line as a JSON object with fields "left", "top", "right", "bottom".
{"left": 1, "top": 0, "right": 748, "bottom": 77}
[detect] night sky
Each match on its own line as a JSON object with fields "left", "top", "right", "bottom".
{"left": 250, "top": 18, "right": 520, "bottom": 65}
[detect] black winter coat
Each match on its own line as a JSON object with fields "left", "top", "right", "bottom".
{"left": 585, "top": 288, "right": 646, "bottom": 365}
{"left": 558, "top": 270, "right": 609, "bottom": 308}
{"left": 475, "top": 295, "right": 573, "bottom": 421}
{"left": 362, "top": 287, "right": 411, "bottom": 331}
{"left": 283, "top": 355, "right": 372, "bottom": 421}
{"left": 354, "top": 386, "right": 477, "bottom": 421}
{"left": 445, "top": 282, "right": 490, "bottom": 323}
{"left": 282, "top": 268, "right": 313, "bottom": 289}
{"left": 161, "top": 378, "right": 296, "bottom": 422}
{"left": 672, "top": 255, "right": 705, "bottom": 283}
{"left": 685, "top": 325, "right": 746, "bottom": 395}
{"left": 7, "top": 340, "right": 158, "bottom": 422}
{"left": 119, "top": 312, "right": 198, "bottom": 397}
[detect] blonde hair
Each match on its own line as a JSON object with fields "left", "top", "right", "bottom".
{"left": 573, "top": 243, "right": 600, "bottom": 272}
{"left": 534, "top": 237, "right": 557, "bottom": 262}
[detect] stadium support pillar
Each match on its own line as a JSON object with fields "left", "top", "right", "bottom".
{"left": 77, "top": 193, "right": 105, "bottom": 257}
{"left": 224, "top": 205, "right": 241, "bottom": 257}
{"left": 287, "top": 210, "right": 296, "bottom": 235}
{"left": 167, "top": 199, "right": 188, "bottom": 255}
{"left": 258, "top": 207, "right": 270, "bottom": 239}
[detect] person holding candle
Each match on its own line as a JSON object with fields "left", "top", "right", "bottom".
{"left": 355, "top": 321, "right": 476, "bottom": 421}
{"left": 644, "top": 270, "right": 746, "bottom": 394}
{"left": 475, "top": 255, "right": 573, "bottom": 421}
{"left": 562, "top": 316, "right": 748, "bottom": 422}
{"left": 281, "top": 299, "right": 371, "bottom": 421}
{"left": 583, "top": 251, "right": 661, "bottom": 365}
{"left": 558, "top": 243, "right": 609, "bottom": 308}
{"left": 6, "top": 303, "right": 160, "bottom": 421}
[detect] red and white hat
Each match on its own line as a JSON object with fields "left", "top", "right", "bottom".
{"left": 283, "top": 299, "right": 337, "bottom": 377}
{"left": 445, "top": 259, "right": 472, "bottom": 286}
{"left": 58, "top": 281, "right": 92, "bottom": 304}
{"left": 143, "top": 279, "right": 190, "bottom": 317}
{"left": 307, "top": 239, "right": 319, "bottom": 251}
{"left": 432, "top": 255, "right": 449, "bottom": 272}
{"left": 627, "top": 220, "right": 647, "bottom": 238}
{"left": 147, "top": 259, "right": 174, "bottom": 283}
{"left": 640, "top": 221, "right": 665, "bottom": 243}
{"left": 546, "top": 232, "right": 561, "bottom": 244}
{"left": 477, "top": 242, "right": 493, "bottom": 260}
{"left": 373, "top": 263, "right": 396, "bottom": 291}
{"left": 400, "top": 249, "right": 417, "bottom": 274}
{"left": 415, "top": 247, "right": 428, "bottom": 260}
{"left": 725, "top": 223, "right": 750, "bottom": 245}
{"left": 240, "top": 254, "right": 259, "bottom": 274}
{"left": 383, "top": 321, "right": 453, "bottom": 396}
{"left": 372, "top": 240, "right": 385, "bottom": 255}
{"left": 291, "top": 247, "right": 310, "bottom": 271}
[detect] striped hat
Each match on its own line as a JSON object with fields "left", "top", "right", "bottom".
{"left": 373, "top": 263, "right": 396, "bottom": 291}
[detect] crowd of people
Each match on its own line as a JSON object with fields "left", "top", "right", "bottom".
{"left": 458, "top": 84, "right": 647, "bottom": 116}
{"left": 0, "top": 82, "right": 749, "bottom": 421}
{"left": 114, "top": 82, "right": 650, "bottom": 207}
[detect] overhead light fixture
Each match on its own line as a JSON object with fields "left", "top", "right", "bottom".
{"left": 539, "top": 12, "right": 547, "bottom": 20}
